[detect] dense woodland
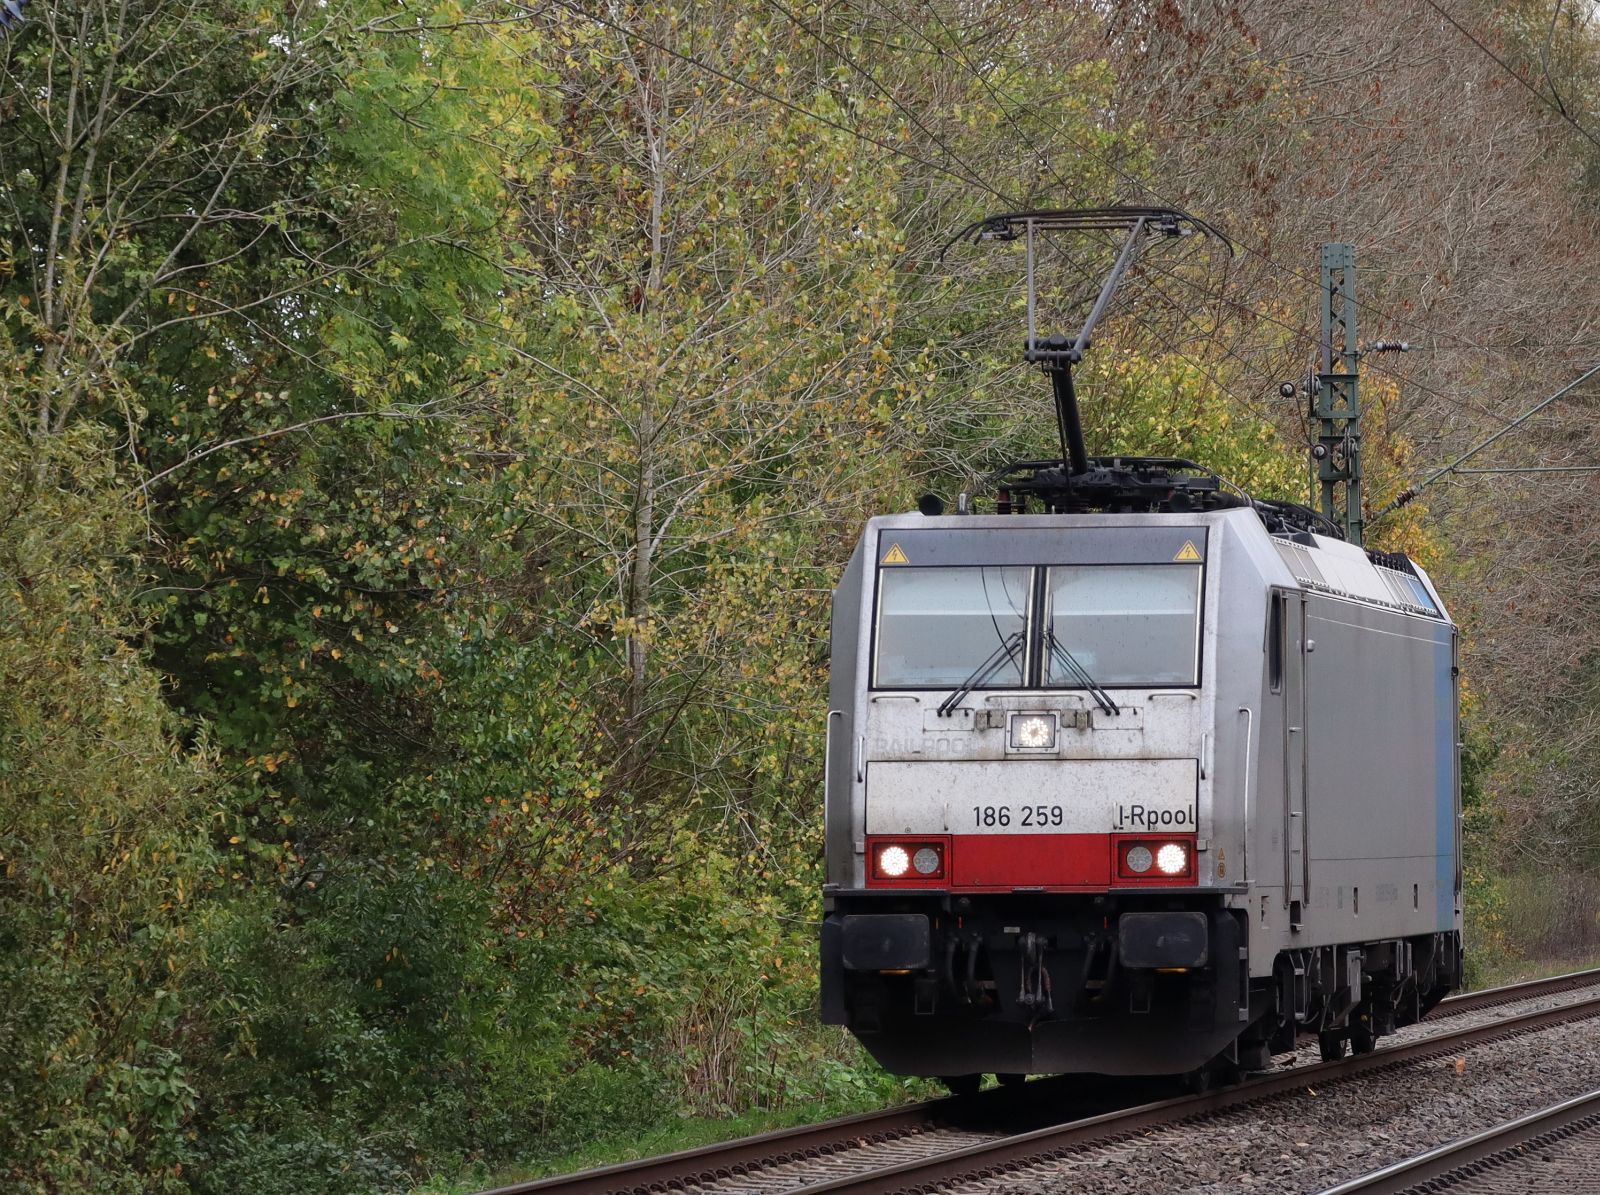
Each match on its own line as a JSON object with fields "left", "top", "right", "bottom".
{"left": 4, "top": 1, "right": 1600, "bottom": 1191}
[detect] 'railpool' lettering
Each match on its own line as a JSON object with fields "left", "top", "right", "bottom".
{"left": 1116, "top": 803, "right": 1194, "bottom": 830}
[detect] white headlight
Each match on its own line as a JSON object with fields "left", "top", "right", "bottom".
{"left": 1010, "top": 713, "right": 1057, "bottom": 750}
{"left": 1156, "top": 842, "right": 1189, "bottom": 875}
{"left": 1125, "top": 845, "right": 1153, "bottom": 873}
{"left": 912, "top": 846, "right": 942, "bottom": 875}
{"left": 878, "top": 845, "right": 911, "bottom": 878}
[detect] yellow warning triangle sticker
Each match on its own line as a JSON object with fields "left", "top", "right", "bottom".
{"left": 1174, "top": 540, "right": 1202, "bottom": 562}
{"left": 881, "top": 543, "right": 910, "bottom": 565}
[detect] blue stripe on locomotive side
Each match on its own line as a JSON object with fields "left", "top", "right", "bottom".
{"left": 1435, "top": 625, "right": 1456, "bottom": 928}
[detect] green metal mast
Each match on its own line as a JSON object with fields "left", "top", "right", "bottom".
{"left": 1315, "top": 243, "right": 1363, "bottom": 545}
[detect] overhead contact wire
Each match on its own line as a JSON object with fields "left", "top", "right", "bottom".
{"left": 1369, "top": 358, "right": 1600, "bottom": 524}
{"left": 533, "top": 0, "right": 1008, "bottom": 197}
{"left": 1419, "top": 0, "right": 1600, "bottom": 155}
{"left": 902, "top": 1, "right": 1509, "bottom": 358}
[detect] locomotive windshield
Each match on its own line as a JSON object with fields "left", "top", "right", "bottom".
{"left": 872, "top": 562, "right": 1202, "bottom": 689}
{"left": 873, "top": 566, "right": 1029, "bottom": 687}
{"left": 1044, "top": 564, "right": 1202, "bottom": 686}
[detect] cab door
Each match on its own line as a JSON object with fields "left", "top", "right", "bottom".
{"left": 1278, "top": 591, "right": 1308, "bottom": 929}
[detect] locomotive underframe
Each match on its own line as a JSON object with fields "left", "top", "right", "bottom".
{"left": 821, "top": 888, "right": 1461, "bottom": 1077}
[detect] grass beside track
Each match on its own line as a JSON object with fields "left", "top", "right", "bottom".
{"left": 1469, "top": 952, "right": 1600, "bottom": 990}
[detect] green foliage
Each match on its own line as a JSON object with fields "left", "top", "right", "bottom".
{"left": 1459, "top": 705, "right": 1509, "bottom": 986}
{"left": 0, "top": 415, "right": 209, "bottom": 1193}
{"left": 1079, "top": 344, "right": 1304, "bottom": 499}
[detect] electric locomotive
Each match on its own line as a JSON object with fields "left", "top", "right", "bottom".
{"left": 818, "top": 210, "right": 1462, "bottom": 1089}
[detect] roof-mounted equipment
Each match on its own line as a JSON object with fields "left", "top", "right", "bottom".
{"left": 945, "top": 207, "right": 1232, "bottom": 513}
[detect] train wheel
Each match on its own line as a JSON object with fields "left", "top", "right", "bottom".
{"left": 1317, "top": 1030, "right": 1347, "bottom": 1062}
{"left": 940, "top": 1074, "right": 982, "bottom": 1098}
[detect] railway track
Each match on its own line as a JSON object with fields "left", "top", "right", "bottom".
{"left": 1429, "top": 966, "right": 1600, "bottom": 1018}
{"left": 494, "top": 967, "right": 1600, "bottom": 1195}
{"left": 1317, "top": 1088, "right": 1600, "bottom": 1194}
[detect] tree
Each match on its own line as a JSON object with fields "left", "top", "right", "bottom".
{"left": 508, "top": 2, "right": 917, "bottom": 821}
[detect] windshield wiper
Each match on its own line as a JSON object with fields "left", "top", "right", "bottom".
{"left": 1047, "top": 631, "right": 1120, "bottom": 716}
{"left": 937, "top": 630, "right": 1024, "bottom": 717}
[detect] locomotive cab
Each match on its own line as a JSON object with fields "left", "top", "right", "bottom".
{"left": 819, "top": 507, "right": 1462, "bottom": 1082}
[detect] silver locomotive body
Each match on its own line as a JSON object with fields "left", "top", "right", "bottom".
{"left": 819, "top": 507, "right": 1461, "bottom": 1079}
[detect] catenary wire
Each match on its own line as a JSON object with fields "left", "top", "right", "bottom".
{"left": 893, "top": 1, "right": 1510, "bottom": 433}
{"left": 900, "top": 2, "right": 1305, "bottom": 412}
{"left": 896, "top": 0, "right": 1522, "bottom": 358}
{"left": 530, "top": 0, "right": 1010, "bottom": 198}
{"left": 544, "top": 0, "right": 1589, "bottom": 488}
{"left": 906, "top": 1, "right": 1332, "bottom": 413}
{"left": 542, "top": 0, "right": 1600, "bottom": 551}
{"left": 760, "top": 0, "right": 1311, "bottom": 446}
{"left": 543, "top": 0, "right": 1585, "bottom": 369}
{"left": 1369, "top": 358, "right": 1600, "bottom": 525}
{"left": 551, "top": 0, "right": 1553, "bottom": 371}
{"left": 537, "top": 0, "right": 1286, "bottom": 488}
{"left": 886, "top": 3, "right": 1595, "bottom": 510}
{"left": 1420, "top": 0, "right": 1600, "bottom": 155}
{"left": 755, "top": 0, "right": 1017, "bottom": 211}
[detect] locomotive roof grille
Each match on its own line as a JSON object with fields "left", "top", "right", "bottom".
{"left": 1273, "top": 540, "right": 1326, "bottom": 587}
{"left": 1271, "top": 536, "right": 1441, "bottom": 618}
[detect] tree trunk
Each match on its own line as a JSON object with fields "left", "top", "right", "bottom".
{"left": 627, "top": 405, "right": 655, "bottom": 726}
{"left": 624, "top": 55, "right": 669, "bottom": 731}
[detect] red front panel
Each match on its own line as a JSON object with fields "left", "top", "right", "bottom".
{"left": 866, "top": 832, "right": 1202, "bottom": 891}
{"left": 949, "top": 833, "right": 1111, "bottom": 889}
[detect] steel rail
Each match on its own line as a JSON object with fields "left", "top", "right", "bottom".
{"left": 480, "top": 1088, "right": 1013, "bottom": 1195}
{"left": 1433, "top": 964, "right": 1600, "bottom": 1018}
{"left": 495, "top": 968, "right": 1600, "bottom": 1195}
{"left": 1316, "top": 1087, "right": 1600, "bottom": 1194}
{"left": 784, "top": 992, "right": 1600, "bottom": 1194}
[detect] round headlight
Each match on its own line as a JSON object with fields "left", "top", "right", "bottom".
{"left": 912, "top": 847, "right": 941, "bottom": 875}
{"left": 1125, "top": 845, "right": 1153, "bottom": 873}
{"left": 1012, "top": 714, "right": 1055, "bottom": 749}
{"left": 1156, "top": 842, "right": 1189, "bottom": 876}
{"left": 878, "top": 845, "right": 911, "bottom": 878}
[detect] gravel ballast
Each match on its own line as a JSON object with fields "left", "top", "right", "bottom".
{"left": 1434, "top": 1120, "right": 1600, "bottom": 1194}
{"left": 956, "top": 1013, "right": 1600, "bottom": 1194}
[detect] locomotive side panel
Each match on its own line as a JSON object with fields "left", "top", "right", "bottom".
{"left": 1249, "top": 588, "right": 1308, "bottom": 960}
{"left": 1299, "top": 595, "right": 1460, "bottom": 942}
{"left": 1201, "top": 516, "right": 1294, "bottom": 973}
